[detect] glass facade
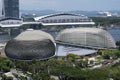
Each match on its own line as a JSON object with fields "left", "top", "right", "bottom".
{"left": 5, "top": 30, "right": 56, "bottom": 60}
{"left": 56, "top": 28, "right": 116, "bottom": 49}
{"left": 4, "top": 0, "right": 19, "bottom": 18}
{"left": 0, "top": 0, "right": 2, "bottom": 17}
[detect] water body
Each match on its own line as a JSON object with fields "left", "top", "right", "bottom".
{"left": 0, "top": 34, "right": 17, "bottom": 41}
{"left": 0, "top": 34, "right": 11, "bottom": 41}
{"left": 108, "top": 29, "right": 120, "bottom": 41}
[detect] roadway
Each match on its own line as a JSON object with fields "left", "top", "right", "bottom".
{"left": 0, "top": 21, "right": 95, "bottom": 28}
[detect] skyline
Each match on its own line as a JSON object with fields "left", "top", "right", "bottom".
{"left": 20, "top": 0, "right": 120, "bottom": 11}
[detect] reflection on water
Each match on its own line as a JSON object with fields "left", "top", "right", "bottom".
{"left": 108, "top": 29, "right": 120, "bottom": 41}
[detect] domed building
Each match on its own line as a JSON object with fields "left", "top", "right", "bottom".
{"left": 5, "top": 30, "right": 56, "bottom": 60}
{"left": 56, "top": 28, "right": 116, "bottom": 49}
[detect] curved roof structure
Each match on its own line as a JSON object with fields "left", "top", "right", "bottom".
{"left": 0, "top": 18, "right": 23, "bottom": 27}
{"left": 14, "top": 30, "right": 55, "bottom": 43}
{"left": 0, "top": 18, "right": 21, "bottom": 21}
{"left": 5, "top": 30, "right": 56, "bottom": 60}
{"left": 56, "top": 28, "right": 116, "bottom": 49}
{"left": 34, "top": 13, "right": 95, "bottom": 26}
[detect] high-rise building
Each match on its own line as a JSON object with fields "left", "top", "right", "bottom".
{"left": 3, "top": 0, "right": 19, "bottom": 18}
{"left": 0, "top": 0, "right": 3, "bottom": 18}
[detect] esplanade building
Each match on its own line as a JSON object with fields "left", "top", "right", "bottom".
{"left": 5, "top": 30, "right": 56, "bottom": 60}
{"left": 56, "top": 27, "right": 116, "bottom": 49}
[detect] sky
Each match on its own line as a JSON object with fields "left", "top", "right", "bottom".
{"left": 20, "top": 0, "right": 120, "bottom": 11}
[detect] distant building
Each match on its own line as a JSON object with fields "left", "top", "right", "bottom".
{"left": 0, "top": 0, "right": 21, "bottom": 27}
{"left": 97, "top": 11, "right": 119, "bottom": 17}
{"left": 3, "top": 0, "right": 19, "bottom": 18}
{"left": 97, "top": 12, "right": 112, "bottom": 17}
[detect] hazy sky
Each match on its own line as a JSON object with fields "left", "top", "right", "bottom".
{"left": 20, "top": 0, "right": 120, "bottom": 11}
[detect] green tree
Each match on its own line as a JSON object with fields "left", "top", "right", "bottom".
{"left": 0, "top": 56, "right": 14, "bottom": 72}
{"left": 116, "top": 41, "right": 120, "bottom": 50}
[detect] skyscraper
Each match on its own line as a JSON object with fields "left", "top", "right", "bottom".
{"left": 3, "top": 0, "right": 19, "bottom": 18}
{"left": 0, "top": 0, "right": 3, "bottom": 18}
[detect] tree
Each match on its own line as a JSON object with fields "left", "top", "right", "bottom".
{"left": 86, "top": 68, "right": 109, "bottom": 80}
{"left": 108, "top": 67, "right": 120, "bottom": 80}
{"left": 66, "top": 54, "right": 80, "bottom": 62}
{"left": 0, "top": 56, "right": 14, "bottom": 72}
{"left": 116, "top": 41, "right": 120, "bottom": 50}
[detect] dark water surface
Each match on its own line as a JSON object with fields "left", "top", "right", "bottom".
{"left": 108, "top": 29, "right": 120, "bottom": 41}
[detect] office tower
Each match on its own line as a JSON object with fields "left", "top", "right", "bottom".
{"left": 0, "top": 0, "right": 3, "bottom": 18}
{"left": 3, "top": 0, "right": 19, "bottom": 18}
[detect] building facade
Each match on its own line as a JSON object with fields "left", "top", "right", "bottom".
{"left": 0, "top": 18, "right": 23, "bottom": 27}
{"left": 0, "top": 0, "right": 4, "bottom": 18}
{"left": 0, "top": 0, "right": 2, "bottom": 17}
{"left": 5, "top": 30, "right": 56, "bottom": 60}
{"left": 56, "top": 28, "right": 116, "bottom": 49}
{"left": 3, "top": 0, "right": 19, "bottom": 18}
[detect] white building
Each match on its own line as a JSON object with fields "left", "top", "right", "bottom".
{"left": 97, "top": 11, "right": 112, "bottom": 17}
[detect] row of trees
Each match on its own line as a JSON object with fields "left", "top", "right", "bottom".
{"left": 51, "top": 65, "right": 120, "bottom": 80}
{"left": 13, "top": 58, "right": 120, "bottom": 80}
{"left": 22, "top": 16, "right": 120, "bottom": 26}
{"left": 98, "top": 50, "right": 120, "bottom": 59}
{"left": 0, "top": 49, "right": 120, "bottom": 80}
{"left": 13, "top": 52, "right": 120, "bottom": 80}
{"left": 116, "top": 41, "right": 120, "bottom": 50}
{"left": 91, "top": 17, "right": 120, "bottom": 26}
